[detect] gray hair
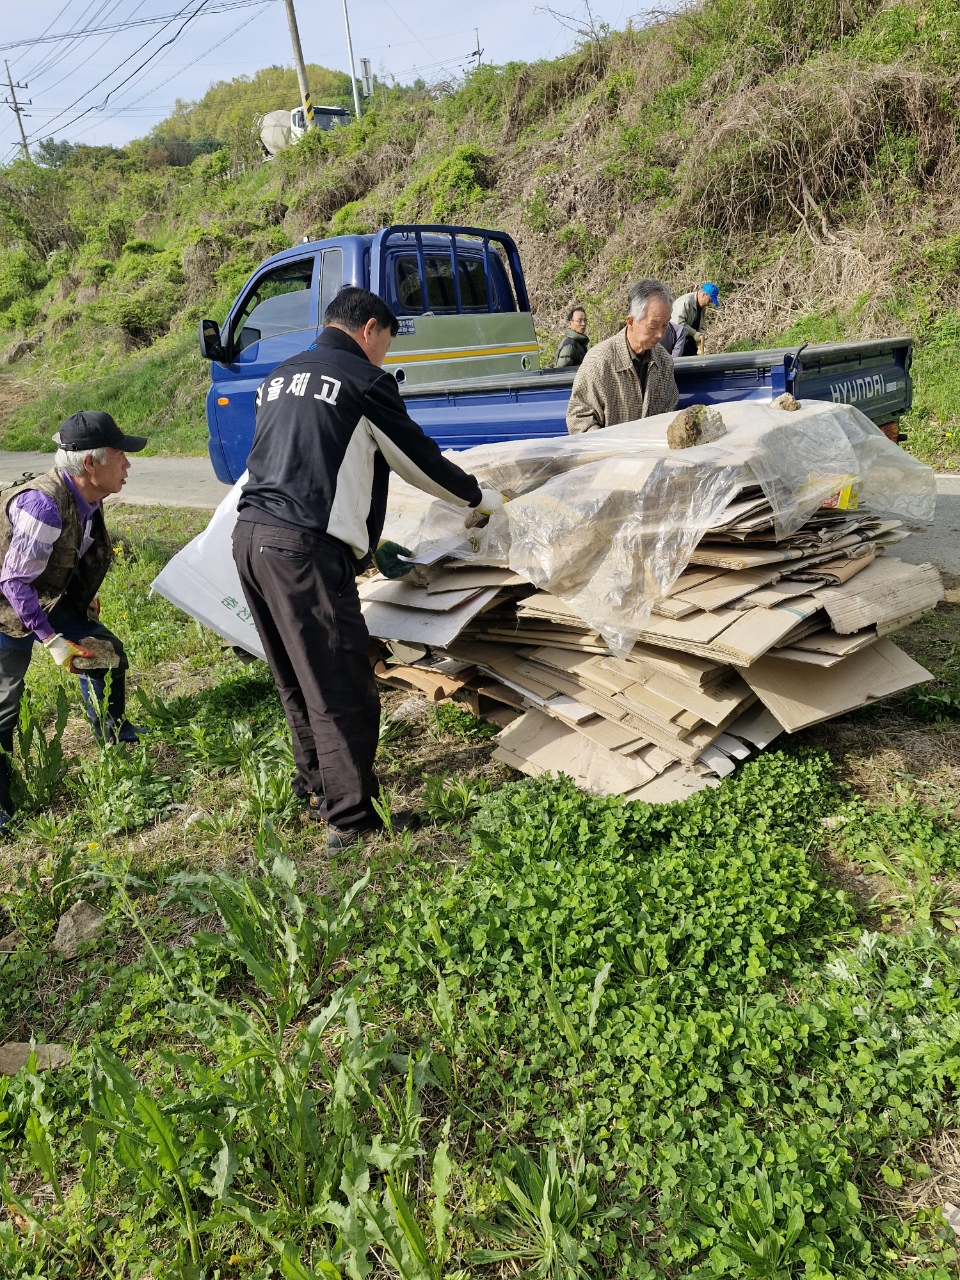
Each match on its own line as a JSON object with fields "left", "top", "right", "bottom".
{"left": 54, "top": 446, "right": 109, "bottom": 476}
{"left": 627, "top": 278, "right": 673, "bottom": 320}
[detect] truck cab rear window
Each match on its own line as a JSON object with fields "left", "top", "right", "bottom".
{"left": 231, "top": 258, "right": 315, "bottom": 353}
{"left": 390, "top": 252, "right": 515, "bottom": 315}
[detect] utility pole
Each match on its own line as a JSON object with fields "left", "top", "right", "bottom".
{"left": 472, "top": 29, "right": 483, "bottom": 70}
{"left": 341, "top": 0, "right": 362, "bottom": 119}
{"left": 4, "top": 61, "right": 30, "bottom": 159}
{"left": 282, "top": 0, "right": 314, "bottom": 129}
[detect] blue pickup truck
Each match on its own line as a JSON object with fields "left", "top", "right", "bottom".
{"left": 199, "top": 224, "right": 914, "bottom": 483}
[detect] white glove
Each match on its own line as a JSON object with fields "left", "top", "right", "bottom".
{"left": 476, "top": 487, "right": 505, "bottom": 515}
{"left": 43, "top": 633, "right": 95, "bottom": 675}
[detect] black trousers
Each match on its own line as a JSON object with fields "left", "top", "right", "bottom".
{"left": 232, "top": 519, "right": 381, "bottom": 833}
{"left": 0, "top": 603, "right": 128, "bottom": 817}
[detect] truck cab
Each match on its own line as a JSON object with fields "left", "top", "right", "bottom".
{"left": 200, "top": 225, "right": 540, "bottom": 480}
{"left": 290, "top": 105, "right": 352, "bottom": 137}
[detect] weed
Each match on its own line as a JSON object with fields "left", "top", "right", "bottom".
{"left": 429, "top": 702, "right": 496, "bottom": 742}
{"left": 423, "top": 773, "right": 491, "bottom": 829}
{"left": 0, "top": 842, "right": 81, "bottom": 935}
{"left": 72, "top": 742, "right": 179, "bottom": 837}
{"left": 379, "top": 712, "right": 412, "bottom": 746}
{"left": 4, "top": 687, "right": 73, "bottom": 817}
{"left": 468, "top": 1142, "right": 613, "bottom": 1279}
{"left": 168, "top": 824, "right": 368, "bottom": 1016}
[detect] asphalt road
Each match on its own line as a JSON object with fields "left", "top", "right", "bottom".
{"left": 897, "top": 473, "right": 960, "bottom": 580}
{"left": 0, "top": 452, "right": 233, "bottom": 511}
{"left": 0, "top": 451, "right": 957, "bottom": 578}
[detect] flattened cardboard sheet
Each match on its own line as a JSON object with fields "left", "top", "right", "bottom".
{"left": 707, "top": 597, "right": 821, "bottom": 666}
{"left": 774, "top": 647, "right": 847, "bottom": 667}
{"left": 789, "top": 628, "right": 878, "bottom": 656}
{"left": 712, "top": 731, "right": 752, "bottom": 760}
{"left": 494, "top": 709, "right": 656, "bottom": 793}
{"left": 673, "top": 566, "right": 783, "bottom": 611}
{"left": 426, "top": 566, "right": 528, "bottom": 593}
{"left": 614, "top": 645, "right": 727, "bottom": 689}
{"left": 812, "top": 558, "right": 943, "bottom": 634}
{"left": 742, "top": 638, "right": 932, "bottom": 732}
{"left": 726, "top": 704, "right": 783, "bottom": 749}
{"left": 641, "top": 670, "right": 753, "bottom": 726}
{"left": 361, "top": 587, "right": 501, "bottom": 646}
{"left": 624, "top": 763, "right": 719, "bottom": 803}
{"left": 359, "top": 577, "right": 483, "bottom": 610}
{"left": 736, "top": 579, "right": 826, "bottom": 608}
{"left": 698, "top": 744, "right": 737, "bottom": 777}
{"left": 638, "top": 608, "right": 741, "bottom": 645}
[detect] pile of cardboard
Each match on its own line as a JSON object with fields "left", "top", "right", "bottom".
{"left": 363, "top": 485, "right": 942, "bottom": 802}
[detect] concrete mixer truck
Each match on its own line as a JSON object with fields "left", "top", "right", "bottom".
{"left": 258, "top": 105, "right": 352, "bottom": 157}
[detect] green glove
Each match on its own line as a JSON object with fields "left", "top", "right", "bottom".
{"left": 374, "top": 540, "right": 413, "bottom": 579}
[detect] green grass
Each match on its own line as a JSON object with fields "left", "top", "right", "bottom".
{"left": 0, "top": 337, "right": 209, "bottom": 455}
{"left": 2, "top": 505, "right": 960, "bottom": 1275}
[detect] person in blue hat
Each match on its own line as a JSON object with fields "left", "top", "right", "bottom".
{"left": 0, "top": 410, "right": 147, "bottom": 829}
{"left": 671, "top": 283, "right": 720, "bottom": 356}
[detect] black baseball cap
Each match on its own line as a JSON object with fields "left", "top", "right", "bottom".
{"left": 52, "top": 410, "right": 147, "bottom": 453}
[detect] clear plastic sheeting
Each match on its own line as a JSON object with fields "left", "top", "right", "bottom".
{"left": 385, "top": 400, "right": 935, "bottom": 654}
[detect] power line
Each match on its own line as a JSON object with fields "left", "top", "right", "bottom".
{"left": 0, "top": 0, "right": 270, "bottom": 53}
{"left": 52, "top": 0, "right": 274, "bottom": 143}
{"left": 377, "top": 0, "right": 436, "bottom": 60}
{"left": 8, "top": 0, "right": 87, "bottom": 74}
{"left": 24, "top": 0, "right": 146, "bottom": 90}
{"left": 24, "top": 0, "right": 217, "bottom": 141}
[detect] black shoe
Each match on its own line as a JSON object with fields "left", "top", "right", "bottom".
{"left": 326, "top": 824, "right": 374, "bottom": 852}
{"left": 114, "top": 721, "right": 147, "bottom": 744}
{"left": 385, "top": 810, "right": 422, "bottom": 834}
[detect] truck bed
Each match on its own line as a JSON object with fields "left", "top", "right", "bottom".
{"left": 399, "top": 339, "right": 912, "bottom": 450}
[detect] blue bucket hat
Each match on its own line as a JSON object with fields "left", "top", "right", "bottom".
{"left": 701, "top": 282, "right": 720, "bottom": 307}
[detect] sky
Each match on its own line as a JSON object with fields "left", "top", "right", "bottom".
{"left": 0, "top": 0, "right": 653, "bottom": 161}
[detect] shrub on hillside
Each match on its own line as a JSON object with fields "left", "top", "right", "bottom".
{"left": 94, "top": 277, "right": 184, "bottom": 345}
{"left": 0, "top": 161, "right": 76, "bottom": 259}
{"left": 401, "top": 145, "right": 495, "bottom": 222}
{"left": 0, "top": 249, "right": 45, "bottom": 312}
{"left": 678, "top": 59, "right": 952, "bottom": 237}
{"left": 0, "top": 297, "right": 40, "bottom": 332}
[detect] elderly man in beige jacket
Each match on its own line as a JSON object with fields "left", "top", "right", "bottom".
{"left": 566, "top": 278, "right": 679, "bottom": 433}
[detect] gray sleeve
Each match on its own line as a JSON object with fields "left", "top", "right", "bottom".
{"left": 670, "top": 294, "right": 699, "bottom": 340}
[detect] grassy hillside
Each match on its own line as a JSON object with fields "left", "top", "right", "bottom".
{"left": 1, "top": 0, "right": 959, "bottom": 464}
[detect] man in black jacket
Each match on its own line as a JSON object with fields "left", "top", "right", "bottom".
{"left": 233, "top": 287, "right": 500, "bottom": 849}
{"left": 555, "top": 306, "right": 589, "bottom": 368}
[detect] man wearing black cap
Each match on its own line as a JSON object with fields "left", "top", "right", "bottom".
{"left": 0, "top": 410, "right": 147, "bottom": 827}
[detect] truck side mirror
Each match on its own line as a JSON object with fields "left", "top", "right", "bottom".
{"left": 199, "top": 319, "right": 227, "bottom": 363}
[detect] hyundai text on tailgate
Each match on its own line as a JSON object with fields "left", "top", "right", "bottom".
{"left": 199, "top": 224, "right": 914, "bottom": 483}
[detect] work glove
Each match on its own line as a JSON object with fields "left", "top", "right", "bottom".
{"left": 475, "top": 487, "right": 505, "bottom": 515}
{"left": 373, "top": 540, "right": 413, "bottom": 579}
{"left": 43, "top": 633, "right": 95, "bottom": 675}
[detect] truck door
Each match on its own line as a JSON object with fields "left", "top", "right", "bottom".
{"left": 211, "top": 254, "right": 319, "bottom": 478}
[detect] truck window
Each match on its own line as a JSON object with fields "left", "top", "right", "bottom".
{"left": 390, "top": 251, "right": 517, "bottom": 315}
{"left": 231, "top": 258, "right": 315, "bottom": 354}
{"left": 319, "top": 247, "right": 343, "bottom": 321}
